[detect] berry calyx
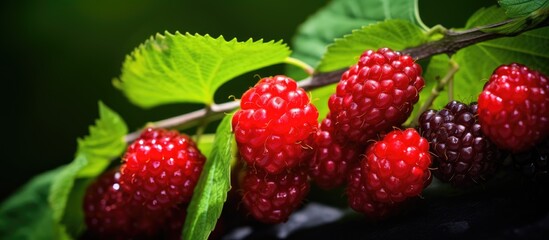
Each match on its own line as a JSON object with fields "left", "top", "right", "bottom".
{"left": 328, "top": 48, "right": 425, "bottom": 143}
{"left": 478, "top": 63, "right": 549, "bottom": 152}
{"left": 419, "top": 101, "right": 503, "bottom": 187}
{"left": 232, "top": 75, "right": 319, "bottom": 174}
{"left": 120, "top": 128, "right": 206, "bottom": 212}
{"left": 240, "top": 167, "right": 310, "bottom": 223}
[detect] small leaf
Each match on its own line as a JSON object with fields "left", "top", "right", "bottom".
{"left": 183, "top": 114, "right": 236, "bottom": 240}
{"left": 317, "top": 19, "right": 429, "bottom": 72}
{"left": 289, "top": 0, "right": 426, "bottom": 78}
{"left": 0, "top": 167, "right": 65, "bottom": 240}
{"left": 76, "top": 102, "right": 128, "bottom": 177}
{"left": 451, "top": 6, "right": 549, "bottom": 103}
{"left": 499, "top": 0, "right": 549, "bottom": 18}
{"left": 115, "top": 33, "right": 291, "bottom": 107}
{"left": 48, "top": 102, "right": 128, "bottom": 238}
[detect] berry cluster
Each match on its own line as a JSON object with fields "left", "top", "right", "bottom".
{"left": 232, "top": 75, "right": 318, "bottom": 223}
{"left": 317, "top": 48, "right": 431, "bottom": 218}
{"left": 231, "top": 48, "right": 432, "bottom": 222}
{"left": 83, "top": 128, "right": 206, "bottom": 239}
{"left": 231, "top": 49, "right": 549, "bottom": 222}
{"left": 83, "top": 47, "right": 549, "bottom": 236}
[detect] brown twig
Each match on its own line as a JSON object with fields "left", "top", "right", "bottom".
{"left": 124, "top": 17, "right": 549, "bottom": 143}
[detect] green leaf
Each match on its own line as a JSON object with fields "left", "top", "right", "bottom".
{"left": 499, "top": 0, "right": 549, "bottom": 18}
{"left": 408, "top": 54, "right": 452, "bottom": 123}
{"left": 49, "top": 102, "right": 128, "bottom": 238}
{"left": 76, "top": 102, "right": 128, "bottom": 178}
{"left": 114, "top": 33, "right": 291, "bottom": 107}
{"left": 183, "top": 114, "right": 235, "bottom": 240}
{"left": 0, "top": 167, "right": 67, "bottom": 240}
{"left": 317, "top": 19, "right": 429, "bottom": 72}
{"left": 310, "top": 84, "right": 337, "bottom": 120}
{"left": 196, "top": 134, "right": 215, "bottom": 158}
{"left": 451, "top": 6, "right": 549, "bottom": 103}
{"left": 289, "top": 0, "right": 426, "bottom": 78}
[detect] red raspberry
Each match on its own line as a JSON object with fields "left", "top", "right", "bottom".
{"left": 361, "top": 128, "right": 431, "bottom": 203}
{"left": 240, "top": 167, "right": 310, "bottom": 223}
{"left": 83, "top": 169, "right": 161, "bottom": 239}
{"left": 120, "top": 128, "right": 206, "bottom": 212}
{"left": 232, "top": 75, "right": 319, "bottom": 174}
{"left": 478, "top": 63, "right": 549, "bottom": 152}
{"left": 346, "top": 164, "right": 396, "bottom": 219}
{"left": 309, "top": 113, "right": 362, "bottom": 189}
{"left": 328, "top": 48, "right": 425, "bottom": 143}
{"left": 419, "top": 101, "right": 503, "bottom": 187}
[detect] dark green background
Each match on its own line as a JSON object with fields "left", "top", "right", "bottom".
{"left": 1, "top": 0, "right": 494, "bottom": 200}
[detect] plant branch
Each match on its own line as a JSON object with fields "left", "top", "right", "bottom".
{"left": 124, "top": 17, "right": 549, "bottom": 143}
{"left": 410, "top": 60, "right": 459, "bottom": 127}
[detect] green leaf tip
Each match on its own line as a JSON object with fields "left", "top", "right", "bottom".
{"left": 115, "top": 32, "right": 291, "bottom": 108}
{"left": 317, "top": 19, "right": 428, "bottom": 72}
{"left": 48, "top": 102, "right": 128, "bottom": 238}
{"left": 499, "top": 0, "right": 549, "bottom": 18}
{"left": 289, "top": 0, "right": 424, "bottom": 76}
{"left": 182, "top": 114, "right": 235, "bottom": 240}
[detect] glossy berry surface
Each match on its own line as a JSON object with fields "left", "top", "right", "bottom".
{"left": 347, "top": 164, "right": 396, "bottom": 219}
{"left": 232, "top": 75, "right": 319, "bottom": 174}
{"left": 419, "top": 101, "right": 502, "bottom": 187}
{"left": 120, "top": 128, "right": 206, "bottom": 212}
{"left": 478, "top": 63, "right": 549, "bottom": 152}
{"left": 309, "top": 113, "right": 362, "bottom": 189}
{"left": 240, "top": 167, "right": 310, "bottom": 223}
{"left": 83, "top": 169, "right": 161, "bottom": 239}
{"left": 328, "top": 48, "right": 425, "bottom": 143}
{"left": 361, "top": 128, "right": 431, "bottom": 203}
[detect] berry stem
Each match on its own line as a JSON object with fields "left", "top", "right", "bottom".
{"left": 284, "top": 57, "right": 314, "bottom": 76}
{"left": 124, "top": 101, "right": 239, "bottom": 143}
{"left": 411, "top": 60, "right": 459, "bottom": 127}
{"left": 448, "top": 75, "right": 454, "bottom": 102}
{"left": 123, "top": 16, "right": 548, "bottom": 144}
{"left": 425, "top": 24, "right": 447, "bottom": 38}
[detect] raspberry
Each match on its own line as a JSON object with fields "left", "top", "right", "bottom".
{"left": 513, "top": 138, "right": 549, "bottom": 183}
{"left": 478, "top": 63, "right": 549, "bottom": 152}
{"left": 120, "top": 128, "right": 206, "bottom": 212}
{"left": 232, "top": 75, "right": 319, "bottom": 174}
{"left": 419, "top": 101, "right": 503, "bottom": 187}
{"left": 240, "top": 167, "right": 310, "bottom": 223}
{"left": 83, "top": 169, "right": 161, "bottom": 239}
{"left": 346, "top": 164, "right": 396, "bottom": 219}
{"left": 328, "top": 48, "right": 425, "bottom": 143}
{"left": 309, "top": 113, "right": 362, "bottom": 189}
{"left": 361, "top": 128, "right": 431, "bottom": 203}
